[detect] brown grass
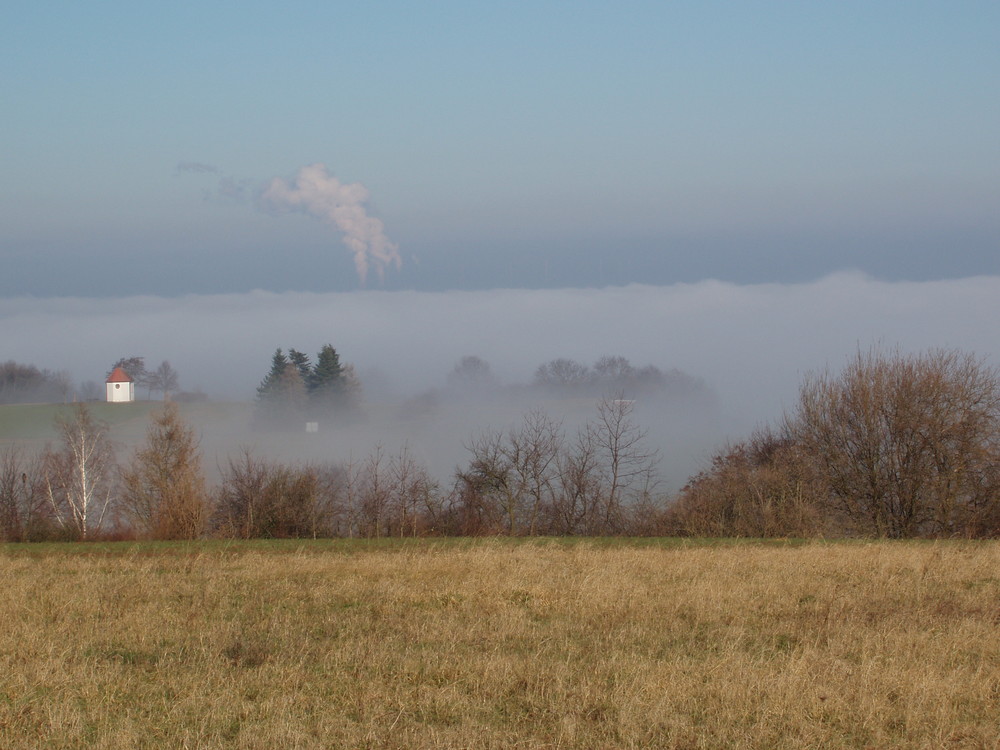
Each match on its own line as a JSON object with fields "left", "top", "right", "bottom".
{"left": 1, "top": 540, "right": 999, "bottom": 748}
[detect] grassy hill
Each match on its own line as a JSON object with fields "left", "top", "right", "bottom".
{"left": 0, "top": 401, "right": 254, "bottom": 454}
{"left": 0, "top": 402, "right": 156, "bottom": 440}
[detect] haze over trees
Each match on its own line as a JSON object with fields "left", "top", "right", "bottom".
{"left": 446, "top": 356, "right": 498, "bottom": 395}
{"left": 3, "top": 346, "right": 1000, "bottom": 541}
{"left": 532, "top": 355, "right": 704, "bottom": 401}
{"left": 452, "top": 396, "right": 661, "bottom": 536}
{"left": 148, "top": 360, "right": 180, "bottom": 401}
{"left": 254, "top": 345, "right": 361, "bottom": 429}
{"left": 0, "top": 361, "right": 72, "bottom": 404}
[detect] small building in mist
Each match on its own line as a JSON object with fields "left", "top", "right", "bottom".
{"left": 105, "top": 367, "right": 135, "bottom": 403}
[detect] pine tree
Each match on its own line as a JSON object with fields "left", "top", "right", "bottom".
{"left": 255, "top": 349, "right": 297, "bottom": 429}
{"left": 311, "top": 345, "right": 344, "bottom": 401}
{"left": 310, "top": 344, "right": 365, "bottom": 419}
{"left": 277, "top": 365, "right": 309, "bottom": 418}
{"left": 312, "top": 345, "right": 343, "bottom": 388}
{"left": 288, "top": 349, "right": 313, "bottom": 390}
{"left": 256, "top": 349, "right": 289, "bottom": 402}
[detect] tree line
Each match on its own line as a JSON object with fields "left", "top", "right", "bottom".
{"left": 445, "top": 354, "right": 711, "bottom": 402}
{"left": 0, "top": 361, "right": 73, "bottom": 404}
{"left": 0, "top": 394, "right": 662, "bottom": 541}
{"left": 2, "top": 346, "right": 999, "bottom": 542}
{"left": 0, "top": 356, "right": 185, "bottom": 405}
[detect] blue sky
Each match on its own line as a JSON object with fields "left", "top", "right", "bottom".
{"left": 3, "top": 1, "right": 999, "bottom": 296}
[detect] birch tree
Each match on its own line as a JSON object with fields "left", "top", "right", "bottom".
{"left": 44, "top": 404, "right": 115, "bottom": 539}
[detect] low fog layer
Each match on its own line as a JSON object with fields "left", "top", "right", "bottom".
{"left": 4, "top": 274, "right": 999, "bottom": 488}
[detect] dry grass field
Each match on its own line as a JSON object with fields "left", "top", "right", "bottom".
{"left": 1, "top": 539, "right": 999, "bottom": 749}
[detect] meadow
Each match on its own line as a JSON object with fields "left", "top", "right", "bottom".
{"left": 1, "top": 539, "right": 998, "bottom": 748}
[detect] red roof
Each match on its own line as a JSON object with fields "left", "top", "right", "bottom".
{"left": 106, "top": 367, "right": 134, "bottom": 383}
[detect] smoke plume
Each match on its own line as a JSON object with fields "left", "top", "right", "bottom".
{"left": 260, "top": 164, "right": 401, "bottom": 285}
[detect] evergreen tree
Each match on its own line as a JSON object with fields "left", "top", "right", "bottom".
{"left": 277, "top": 365, "right": 309, "bottom": 418}
{"left": 256, "top": 345, "right": 362, "bottom": 427}
{"left": 309, "top": 344, "right": 364, "bottom": 419}
{"left": 256, "top": 349, "right": 289, "bottom": 402}
{"left": 288, "top": 349, "right": 313, "bottom": 390}
{"left": 312, "top": 345, "right": 343, "bottom": 389}
{"left": 255, "top": 349, "right": 298, "bottom": 429}
{"left": 311, "top": 345, "right": 344, "bottom": 401}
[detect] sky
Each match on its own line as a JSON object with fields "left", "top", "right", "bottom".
{"left": 3, "top": 1, "right": 999, "bottom": 295}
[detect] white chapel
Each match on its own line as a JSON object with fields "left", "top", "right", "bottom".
{"left": 105, "top": 367, "right": 135, "bottom": 403}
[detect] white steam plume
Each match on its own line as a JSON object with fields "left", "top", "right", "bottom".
{"left": 260, "top": 164, "right": 400, "bottom": 285}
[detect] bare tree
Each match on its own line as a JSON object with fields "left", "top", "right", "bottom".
{"left": 593, "top": 355, "right": 635, "bottom": 383}
{"left": 333, "top": 456, "right": 362, "bottom": 538}
{"left": 447, "top": 355, "right": 498, "bottom": 394}
{"left": 147, "top": 360, "right": 180, "bottom": 401}
{"left": 43, "top": 404, "right": 116, "bottom": 540}
{"left": 269, "top": 463, "right": 342, "bottom": 539}
{"left": 119, "top": 403, "right": 209, "bottom": 539}
{"left": 454, "top": 430, "right": 510, "bottom": 535}
{"left": 534, "top": 358, "right": 591, "bottom": 389}
{"left": 213, "top": 449, "right": 270, "bottom": 538}
{"left": 667, "top": 428, "right": 823, "bottom": 538}
{"left": 455, "top": 411, "right": 565, "bottom": 535}
{"left": 453, "top": 400, "right": 661, "bottom": 536}
{"left": 789, "top": 348, "right": 1000, "bottom": 538}
{"left": 385, "top": 444, "right": 439, "bottom": 537}
{"left": 505, "top": 410, "right": 562, "bottom": 535}
{"left": 213, "top": 449, "right": 348, "bottom": 539}
{"left": 552, "top": 425, "right": 604, "bottom": 535}
{"left": 359, "top": 444, "right": 391, "bottom": 538}
{"left": 0, "top": 447, "right": 50, "bottom": 541}
{"left": 587, "top": 395, "right": 661, "bottom": 533}
{"left": 0, "top": 361, "right": 73, "bottom": 404}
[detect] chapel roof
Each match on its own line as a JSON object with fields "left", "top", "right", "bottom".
{"left": 106, "top": 367, "right": 134, "bottom": 383}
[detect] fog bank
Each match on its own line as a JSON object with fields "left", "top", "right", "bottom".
{"left": 3, "top": 274, "right": 999, "bottom": 485}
